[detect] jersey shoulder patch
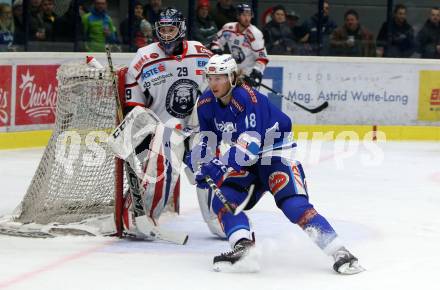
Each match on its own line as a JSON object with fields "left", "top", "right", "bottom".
{"left": 239, "top": 83, "right": 258, "bottom": 104}
{"left": 188, "top": 41, "right": 213, "bottom": 57}
{"left": 130, "top": 43, "right": 166, "bottom": 74}
{"left": 222, "top": 22, "right": 237, "bottom": 32}
{"left": 197, "top": 96, "right": 213, "bottom": 108}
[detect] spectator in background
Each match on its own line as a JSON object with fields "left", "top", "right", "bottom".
{"left": 40, "top": 0, "right": 57, "bottom": 41}
{"left": 193, "top": 0, "right": 217, "bottom": 47}
{"left": 12, "top": 0, "right": 24, "bottom": 45}
{"left": 263, "top": 5, "right": 296, "bottom": 55}
{"left": 301, "top": 0, "right": 337, "bottom": 55}
{"left": 417, "top": 7, "right": 440, "bottom": 59}
{"left": 29, "top": 0, "right": 46, "bottom": 41}
{"left": 212, "top": 0, "right": 236, "bottom": 29}
{"left": 330, "top": 9, "right": 376, "bottom": 57}
{"left": 143, "top": 0, "right": 162, "bottom": 25}
{"left": 0, "top": 3, "right": 14, "bottom": 50}
{"left": 120, "top": 1, "right": 152, "bottom": 50}
{"left": 82, "top": 0, "right": 118, "bottom": 52}
{"left": 376, "top": 4, "right": 415, "bottom": 58}
{"left": 54, "top": 0, "right": 86, "bottom": 44}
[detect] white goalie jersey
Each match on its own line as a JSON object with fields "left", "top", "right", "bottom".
{"left": 124, "top": 40, "right": 212, "bottom": 129}
{"left": 211, "top": 22, "right": 269, "bottom": 75}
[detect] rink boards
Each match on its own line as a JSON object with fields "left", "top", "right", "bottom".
{"left": 0, "top": 53, "right": 439, "bottom": 149}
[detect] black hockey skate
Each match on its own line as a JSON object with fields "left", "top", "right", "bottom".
{"left": 213, "top": 239, "right": 259, "bottom": 273}
{"left": 332, "top": 247, "right": 365, "bottom": 275}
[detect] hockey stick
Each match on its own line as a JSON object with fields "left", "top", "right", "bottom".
{"left": 205, "top": 176, "right": 254, "bottom": 216}
{"left": 243, "top": 76, "right": 329, "bottom": 114}
{"left": 105, "top": 46, "right": 188, "bottom": 245}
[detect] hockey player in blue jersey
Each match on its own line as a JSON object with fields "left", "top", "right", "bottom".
{"left": 185, "top": 54, "right": 364, "bottom": 274}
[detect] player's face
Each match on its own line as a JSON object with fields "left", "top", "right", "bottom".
{"left": 158, "top": 25, "right": 179, "bottom": 41}
{"left": 238, "top": 11, "right": 252, "bottom": 27}
{"left": 207, "top": 75, "right": 231, "bottom": 98}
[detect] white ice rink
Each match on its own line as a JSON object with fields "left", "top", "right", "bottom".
{"left": 0, "top": 140, "right": 439, "bottom": 290}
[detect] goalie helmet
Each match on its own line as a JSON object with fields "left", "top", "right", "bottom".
{"left": 155, "top": 7, "right": 186, "bottom": 55}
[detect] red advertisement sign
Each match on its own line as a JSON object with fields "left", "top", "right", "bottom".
{"left": 15, "top": 65, "right": 59, "bottom": 125}
{"left": 430, "top": 88, "right": 440, "bottom": 106}
{"left": 0, "top": 66, "right": 12, "bottom": 127}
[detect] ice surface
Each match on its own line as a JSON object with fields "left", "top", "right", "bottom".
{"left": 0, "top": 141, "right": 439, "bottom": 290}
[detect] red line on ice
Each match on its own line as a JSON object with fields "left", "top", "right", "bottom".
{"left": 0, "top": 240, "right": 115, "bottom": 289}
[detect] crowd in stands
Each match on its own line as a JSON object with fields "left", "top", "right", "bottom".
{"left": 0, "top": 0, "right": 439, "bottom": 59}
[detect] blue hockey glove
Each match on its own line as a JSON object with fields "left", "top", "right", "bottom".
{"left": 248, "top": 69, "right": 262, "bottom": 87}
{"left": 195, "top": 158, "right": 230, "bottom": 189}
{"left": 184, "top": 137, "right": 213, "bottom": 173}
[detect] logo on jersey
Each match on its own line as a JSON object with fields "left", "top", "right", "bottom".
{"left": 268, "top": 172, "right": 289, "bottom": 196}
{"left": 197, "top": 97, "right": 212, "bottom": 108}
{"left": 231, "top": 46, "right": 245, "bottom": 64}
{"left": 241, "top": 83, "right": 258, "bottom": 104}
{"left": 150, "top": 53, "right": 159, "bottom": 59}
{"left": 134, "top": 55, "right": 149, "bottom": 71}
{"left": 195, "top": 45, "right": 214, "bottom": 56}
{"left": 196, "top": 58, "right": 208, "bottom": 68}
{"left": 214, "top": 118, "right": 237, "bottom": 133}
{"left": 166, "top": 79, "right": 198, "bottom": 118}
{"left": 141, "top": 63, "right": 166, "bottom": 80}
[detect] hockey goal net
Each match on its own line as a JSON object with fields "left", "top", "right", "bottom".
{"left": 0, "top": 62, "right": 125, "bottom": 237}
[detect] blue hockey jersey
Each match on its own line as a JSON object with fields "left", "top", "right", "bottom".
{"left": 197, "top": 83, "right": 296, "bottom": 171}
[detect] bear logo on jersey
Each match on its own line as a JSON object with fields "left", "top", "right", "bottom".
{"left": 166, "top": 79, "right": 198, "bottom": 118}
{"left": 230, "top": 46, "right": 245, "bottom": 64}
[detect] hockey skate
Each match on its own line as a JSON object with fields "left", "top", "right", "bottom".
{"left": 332, "top": 247, "right": 365, "bottom": 275}
{"left": 213, "top": 239, "right": 260, "bottom": 273}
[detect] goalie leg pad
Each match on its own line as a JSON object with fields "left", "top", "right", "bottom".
{"left": 196, "top": 187, "right": 226, "bottom": 238}
{"left": 142, "top": 125, "right": 185, "bottom": 221}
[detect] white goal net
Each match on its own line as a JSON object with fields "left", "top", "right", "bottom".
{"left": 0, "top": 62, "right": 124, "bottom": 237}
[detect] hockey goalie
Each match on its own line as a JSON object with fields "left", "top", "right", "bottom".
{"left": 108, "top": 7, "right": 213, "bottom": 244}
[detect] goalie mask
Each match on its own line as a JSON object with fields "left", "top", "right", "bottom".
{"left": 155, "top": 7, "right": 186, "bottom": 55}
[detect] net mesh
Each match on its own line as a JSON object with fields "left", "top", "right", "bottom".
{"left": 14, "top": 62, "right": 121, "bottom": 225}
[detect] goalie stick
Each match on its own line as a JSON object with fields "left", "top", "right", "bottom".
{"left": 243, "top": 76, "right": 329, "bottom": 114}
{"left": 105, "top": 46, "right": 188, "bottom": 245}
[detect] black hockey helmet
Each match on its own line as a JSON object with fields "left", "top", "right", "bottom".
{"left": 236, "top": 3, "right": 253, "bottom": 17}
{"left": 155, "top": 7, "right": 186, "bottom": 55}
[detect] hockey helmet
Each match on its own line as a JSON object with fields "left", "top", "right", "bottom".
{"left": 236, "top": 3, "right": 253, "bottom": 17}
{"left": 155, "top": 7, "right": 186, "bottom": 55}
{"left": 204, "top": 54, "right": 238, "bottom": 97}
